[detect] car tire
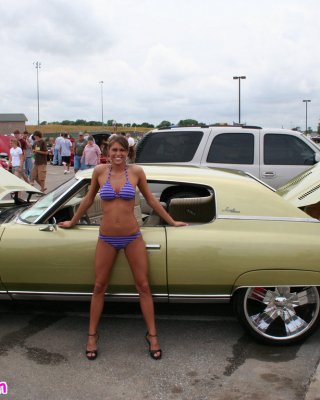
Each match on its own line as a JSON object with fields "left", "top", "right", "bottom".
{"left": 233, "top": 286, "right": 320, "bottom": 345}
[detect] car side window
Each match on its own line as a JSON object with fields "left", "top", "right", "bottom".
{"left": 206, "top": 133, "right": 254, "bottom": 164}
{"left": 136, "top": 131, "right": 203, "bottom": 162}
{"left": 264, "top": 134, "right": 315, "bottom": 165}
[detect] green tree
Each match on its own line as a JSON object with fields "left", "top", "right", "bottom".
{"left": 178, "top": 119, "right": 198, "bottom": 127}
{"left": 157, "top": 120, "right": 171, "bottom": 128}
{"left": 40, "top": 121, "right": 47, "bottom": 125}
{"left": 75, "top": 119, "right": 86, "bottom": 125}
{"left": 141, "top": 122, "right": 154, "bottom": 128}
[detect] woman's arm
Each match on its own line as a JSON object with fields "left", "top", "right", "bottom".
{"left": 136, "top": 166, "right": 188, "bottom": 227}
{"left": 58, "top": 167, "right": 101, "bottom": 228}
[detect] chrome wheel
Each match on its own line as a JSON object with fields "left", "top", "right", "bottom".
{"left": 235, "top": 286, "right": 320, "bottom": 344}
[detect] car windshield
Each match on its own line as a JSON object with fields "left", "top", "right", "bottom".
{"left": 19, "top": 178, "right": 78, "bottom": 224}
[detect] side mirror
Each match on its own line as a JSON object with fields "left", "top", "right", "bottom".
{"left": 315, "top": 153, "right": 320, "bottom": 163}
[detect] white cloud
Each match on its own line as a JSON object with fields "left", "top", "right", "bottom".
{"left": 0, "top": 0, "right": 320, "bottom": 129}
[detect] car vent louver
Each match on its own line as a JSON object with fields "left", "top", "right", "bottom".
{"left": 298, "top": 183, "right": 320, "bottom": 200}
{"left": 280, "top": 171, "right": 313, "bottom": 193}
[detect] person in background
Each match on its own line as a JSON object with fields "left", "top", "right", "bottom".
{"left": 73, "top": 132, "right": 87, "bottom": 173}
{"left": 14, "top": 130, "right": 29, "bottom": 183}
{"left": 22, "top": 131, "right": 34, "bottom": 183}
{"left": 59, "top": 133, "right": 72, "bottom": 174}
{"left": 53, "top": 134, "right": 64, "bottom": 166}
{"left": 126, "top": 133, "right": 136, "bottom": 164}
{"left": 9, "top": 138, "right": 23, "bottom": 178}
{"left": 32, "top": 131, "right": 48, "bottom": 192}
{"left": 81, "top": 136, "right": 101, "bottom": 169}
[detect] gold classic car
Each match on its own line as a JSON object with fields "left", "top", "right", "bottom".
{"left": 1, "top": 165, "right": 320, "bottom": 345}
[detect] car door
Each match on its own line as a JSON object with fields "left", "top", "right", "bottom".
{"left": 165, "top": 222, "right": 236, "bottom": 300}
{"left": 0, "top": 224, "right": 167, "bottom": 298}
{"left": 202, "top": 130, "right": 260, "bottom": 179}
{"left": 260, "top": 132, "right": 319, "bottom": 188}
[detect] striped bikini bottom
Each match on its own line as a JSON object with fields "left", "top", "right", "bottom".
{"left": 98, "top": 231, "right": 141, "bottom": 250}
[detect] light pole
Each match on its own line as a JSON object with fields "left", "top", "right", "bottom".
{"left": 302, "top": 100, "right": 311, "bottom": 134}
{"left": 33, "top": 61, "right": 41, "bottom": 125}
{"left": 233, "top": 76, "right": 246, "bottom": 124}
{"left": 99, "top": 81, "right": 104, "bottom": 126}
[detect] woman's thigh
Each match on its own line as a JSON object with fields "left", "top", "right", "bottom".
{"left": 124, "top": 236, "right": 149, "bottom": 284}
{"left": 94, "top": 239, "right": 118, "bottom": 285}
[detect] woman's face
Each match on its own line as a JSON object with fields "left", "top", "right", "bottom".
{"left": 108, "top": 141, "right": 128, "bottom": 165}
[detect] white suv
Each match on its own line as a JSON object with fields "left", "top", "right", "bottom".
{"left": 136, "top": 126, "right": 320, "bottom": 189}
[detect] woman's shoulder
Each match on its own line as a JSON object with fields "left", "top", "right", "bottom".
{"left": 94, "top": 163, "right": 108, "bottom": 174}
{"left": 128, "top": 164, "right": 144, "bottom": 174}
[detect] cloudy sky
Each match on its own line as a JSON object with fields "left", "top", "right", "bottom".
{"left": 1, "top": 0, "right": 320, "bottom": 129}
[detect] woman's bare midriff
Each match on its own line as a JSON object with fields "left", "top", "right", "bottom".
{"left": 99, "top": 199, "right": 139, "bottom": 236}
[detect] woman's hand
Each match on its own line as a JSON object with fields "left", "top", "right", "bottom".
{"left": 58, "top": 220, "right": 74, "bottom": 229}
{"left": 172, "top": 221, "right": 188, "bottom": 227}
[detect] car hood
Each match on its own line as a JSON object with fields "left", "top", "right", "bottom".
{"left": 276, "top": 163, "right": 320, "bottom": 207}
{"left": 0, "top": 167, "right": 41, "bottom": 201}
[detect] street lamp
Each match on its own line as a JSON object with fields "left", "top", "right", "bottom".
{"left": 233, "top": 76, "right": 246, "bottom": 124}
{"left": 99, "top": 81, "right": 104, "bottom": 126}
{"left": 302, "top": 100, "right": 311, "bottom": 134}
{"left": 33, "top": 61, "right": 41, "bottom": 125}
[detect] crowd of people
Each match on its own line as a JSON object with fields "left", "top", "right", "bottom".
{"left": 5, "top": 130, "right": 137, "bottom": 193}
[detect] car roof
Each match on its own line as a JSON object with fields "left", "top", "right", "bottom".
{"left": 75, "top": 164, "right": 310, "bottom": 220}
{"left": 149, "top": 126, "right": 303, "bottom": 135}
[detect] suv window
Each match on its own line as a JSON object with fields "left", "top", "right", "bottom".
{"left": 136, "top": 131, "right": 203, "bottom": 162}
{"left": 206, "top": 132, "right": 254, "bottom": 164}
{"left": 264, "top": 134, "right": 315, "bottom": 165}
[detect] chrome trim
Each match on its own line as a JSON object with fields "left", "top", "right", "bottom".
{"left": 0, "top": 291, "right": 11, "bottom": 300}
{"left": 7, "top": 291, "right": 231, "bottom": 303}
{"left": 169, "top": 294, "right": 230, "bottom": 303}
{"left": 218, "top": 215, "right": 318, "bottom": 223}
{"left": 146, "top": 244, "right": 161, "bottom": 250}
{"left": 8, "top": 291, "right": 168, "bottom": 302}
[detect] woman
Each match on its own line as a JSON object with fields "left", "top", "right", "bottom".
{"left": 59, "top": 135, "right": 187, "bottom": 361}
{"left": 9, "top": 138, "right": 23, "bottom": 178}
{"left": 81, "top": 136, "right": 101, "bottom": 169}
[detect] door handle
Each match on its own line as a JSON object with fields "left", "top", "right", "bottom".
{"left": 262, "top": 171, "right": 276, "bottom": 178}
{"left": 146, "top": 244, "right": 161, "bottom": 250}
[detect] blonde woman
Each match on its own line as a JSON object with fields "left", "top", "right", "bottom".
{"left": 59, "top": 135, "right": 187, "bottom": 361}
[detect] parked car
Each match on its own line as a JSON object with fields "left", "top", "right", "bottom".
{"left": 0, "top": 135, "right": 11, "bottom": 159}
{"left": 1, "top": 165, "right": 320, "bottom": 345}
{"left": 135, "top": 126, "right": 320, "bottom": 189}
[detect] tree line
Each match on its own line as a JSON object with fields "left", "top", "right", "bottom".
{"left": 39, "top": 119, "right": 209, "bottom": 129}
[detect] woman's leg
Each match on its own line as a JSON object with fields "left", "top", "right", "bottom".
{"left": 87, "top": 239, "right": 118, "bottom": 355}
{"left": 124, "top": 236, "right": 161, "bottom": 357}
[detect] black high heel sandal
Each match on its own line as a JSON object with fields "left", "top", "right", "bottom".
{"left": 86, "top": 332, "right": 99, "bottom": 361}
{"left": 145, "top": 332, "right": 162, "bottom": 360}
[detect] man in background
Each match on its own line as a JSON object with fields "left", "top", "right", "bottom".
{"left": 73, "top": 132, "right": 87, "bottom": 173}
{"left": 32, "top": 131, "right": 48, "bottom": 192}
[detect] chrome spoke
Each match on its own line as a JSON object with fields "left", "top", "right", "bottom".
{"left": 290, "top": 287, "right": 318, "bottom": 307}
{"left": 281, "top": 308, "right": 308, "bottom": 336}
{"left": 250, "top": 306, "right": 278, "bottom": 332}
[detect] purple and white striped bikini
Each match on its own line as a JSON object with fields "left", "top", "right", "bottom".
{"left": 99, "top": 166, "right": 141, "bottom": 250}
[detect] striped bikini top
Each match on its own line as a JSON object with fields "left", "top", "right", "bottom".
{"left": 100, "top": 166, "right": 135, "bottom": 201}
